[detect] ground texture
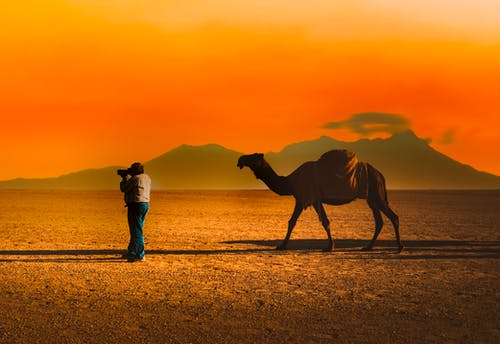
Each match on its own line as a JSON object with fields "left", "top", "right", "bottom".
{"left": 0, "top": 190, "right": 498, "bottom": 343}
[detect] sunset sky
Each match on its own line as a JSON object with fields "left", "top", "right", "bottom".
{"left": 2, "top": 0, "right": 499, "bottom": 180}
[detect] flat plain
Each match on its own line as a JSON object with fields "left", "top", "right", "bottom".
{"left": 0, "top": 190, "right": 499, "bottom": 343}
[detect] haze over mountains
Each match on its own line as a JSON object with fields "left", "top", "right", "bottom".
{"left": 1, "top": 131, "right": 499, "bottom": 190}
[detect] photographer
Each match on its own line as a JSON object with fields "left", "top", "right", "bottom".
{"left": 118, "top": 162, "right": 151, "bottom": 262}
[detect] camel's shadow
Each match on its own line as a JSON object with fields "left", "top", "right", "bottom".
{"left": 223, "top": 239, "right": 500, "bottom": 259}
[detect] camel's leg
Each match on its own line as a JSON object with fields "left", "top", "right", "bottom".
{"left": 313, "top": 202, "right": 334, "bottom": 252}
{"left": 380, "top": 205, "right": 403, "bottom": 252}
{"left": 277, "top": 201, "right": 303, "bottom": 250}
{"left": 363, "top": 205, "right": 383, "bottom": 251}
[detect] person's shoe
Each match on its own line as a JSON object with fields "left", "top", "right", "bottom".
{"left": 121, "top": 252, "right": 134, "bottom": 259}
{"left": 127, "top": 256, "right": 146, "bottom": 263}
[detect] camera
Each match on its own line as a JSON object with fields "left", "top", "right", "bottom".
{"left": 117, "top": 169, "right": 129, "bottom": 177}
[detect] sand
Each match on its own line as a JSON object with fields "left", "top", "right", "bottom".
{"left": 0, "top": 190, "right": 499, "bottom": 343}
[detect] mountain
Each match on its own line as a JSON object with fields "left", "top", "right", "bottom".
{"left": 1, "top": 131, "right": 499, "bottom": 189}
{"left": 266, "top": 131, "right": 500, "bottom": 189}
{"left": 145, "top": 144, "right": 257, "bottom": 189}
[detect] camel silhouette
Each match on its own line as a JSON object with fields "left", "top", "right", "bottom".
{"left": 237, "top": 150, "right": 403, "bottom": 252}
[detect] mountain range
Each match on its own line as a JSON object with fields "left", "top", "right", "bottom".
{"left": 1, "top": 130, "right": 499, "bottom": 190}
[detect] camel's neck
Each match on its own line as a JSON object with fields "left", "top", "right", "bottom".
{"left": 252, "top": 161, "right": 292, "bottom": 196}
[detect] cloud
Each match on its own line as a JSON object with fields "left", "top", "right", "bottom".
{"left": 322, "top": 112, "right": 411, "bottom": 136}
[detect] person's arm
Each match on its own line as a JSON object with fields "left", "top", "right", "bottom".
{"left": 120, "top": 175, "right": 137, "bottom": 193}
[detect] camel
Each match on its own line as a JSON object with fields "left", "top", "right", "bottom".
{"left": 237, "top": 150, "right": 403, "bottom": 252}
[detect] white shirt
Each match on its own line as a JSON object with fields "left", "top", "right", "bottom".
{"left": 120, "top": 173, "right": 151, "bottom": 204}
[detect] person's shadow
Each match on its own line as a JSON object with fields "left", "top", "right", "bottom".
{"left": 0, "top": 247, "right": 274, "bottom": 262}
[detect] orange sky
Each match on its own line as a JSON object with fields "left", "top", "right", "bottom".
{"left": 1, "top": 0, "right": 500, "bottom": 180}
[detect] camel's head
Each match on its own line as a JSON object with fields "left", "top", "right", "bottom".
{"left": 237, "top": 153, "right": 265, "bottom": 170}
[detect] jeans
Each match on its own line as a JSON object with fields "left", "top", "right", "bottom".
{"left": 127, "top": 202, "right": 149, "bottom": 258}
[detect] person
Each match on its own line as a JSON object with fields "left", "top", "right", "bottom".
{"left": 118, "top": 162, "right": 151, "bottom": 262}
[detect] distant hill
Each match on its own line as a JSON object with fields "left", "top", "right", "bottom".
{"left": 1, "top": 131, "right": 499, "bottom": 189}
{"left": 0, "top": 166, "right": 121, "bottom": 190}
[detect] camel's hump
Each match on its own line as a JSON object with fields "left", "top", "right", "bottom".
{"left": 288, "top": 149, "right": 365, "bottom": 208}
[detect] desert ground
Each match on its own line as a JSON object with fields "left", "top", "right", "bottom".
{"left": 0, "top": 189, "right": 498, "bottom": 343}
